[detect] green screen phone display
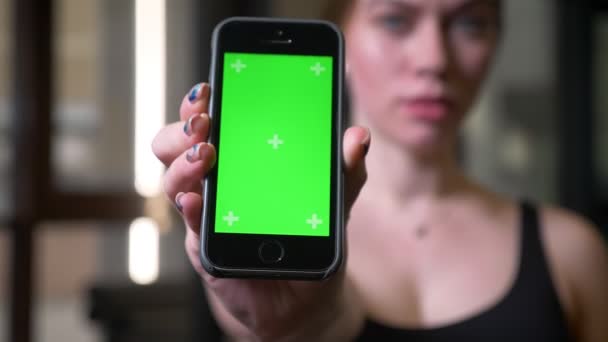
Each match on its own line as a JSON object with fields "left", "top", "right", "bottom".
{"left": 214, "top": 52, "right": 333, "bottom": 237}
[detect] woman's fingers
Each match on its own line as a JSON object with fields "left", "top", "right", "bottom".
{"left": 185, "top": 221, "right": 207, "bottom": 276}
{"left": 175, "top": 191, "right": 203, "bottom": 235}
{"left": 152, "top": 113, "right": 210, "bottom": 167}
{"left": 180, "top": 83, "right": 210, "bottom": 121}
{"left": 343, "top": 126, "right": 370, "bottom": 211}
{"left": 181, "top": 194, "right": 220, "bottom": 285}
{"left": 177, "top": 191, "right": 207, "bottom": 275}
{"left": 153, "top": 82, "right": 211, "bottom": 166}
{"left": 163, "top": 142, "right": 217, "bottom": 201}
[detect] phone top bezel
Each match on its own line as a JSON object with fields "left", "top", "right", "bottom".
{"left": 200, "top": 17, "right": 344, "bottom": 278}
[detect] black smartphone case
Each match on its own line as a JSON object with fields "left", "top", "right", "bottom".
{"left": 199, "top": 17, "right": 345, "bottom": 280}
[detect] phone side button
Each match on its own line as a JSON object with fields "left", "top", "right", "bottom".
{"left": 258, "top": 240, "right": 284, "bottom": 264}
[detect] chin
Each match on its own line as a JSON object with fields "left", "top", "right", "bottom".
{"left": 386, "top": 123, "right": 451, "bottom": 155}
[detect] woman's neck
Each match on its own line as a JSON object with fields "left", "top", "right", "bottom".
{"left": 362, "top": 128, "right": 471, "bottom": 207}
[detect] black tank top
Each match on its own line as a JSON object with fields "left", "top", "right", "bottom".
{"left": 197, "top": 202, "right": 573, "bottom": 341}
{"left": 356, "top": 201, "right": 573, "bottom": 341}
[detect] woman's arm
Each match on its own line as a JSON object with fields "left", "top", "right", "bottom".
{"left": 542, "top": 207, "right": 608, "bottom": 342}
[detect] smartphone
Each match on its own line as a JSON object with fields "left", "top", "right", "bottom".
{"left": 200, "top": 17, "right": 345, "bottom": 280}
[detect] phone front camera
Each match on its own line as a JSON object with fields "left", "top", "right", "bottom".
{"left": 276, "top": 29, "right": 284, "bottom": 36}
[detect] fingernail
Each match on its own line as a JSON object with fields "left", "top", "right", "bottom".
{"left": 187, "top": 143, "right": 214, "bottom": 165}
{"left": 183, "top": 113, "right": 207, "bottom": 137}
{"left": 183, "top": 115, "right": 195, "bottom": 136}
{"left": 203, "top": 143, "right": 216, "bottom": 166}
{"left": 201, "top": 83, "right": 210, "bottom": 98}
{"left": 188, "top": 84, "right": 202, "bottom": 103}
{"left": 194, "top": 113, "right": 209, "bottom": 133}
{"left": 186, "top": 143, "right": 201, "bottom": 163}
{"left": 175, "top": 192, "right": 185, "bottom": 212}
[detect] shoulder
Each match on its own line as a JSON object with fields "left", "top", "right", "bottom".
{"left": 541, "top": 205, "right": 606, "bottom": 257}
{"left": 539, "top": 205, "right": 608, "bottom": 340}
{"left": 540, "top": 205, "right": 608, "bottom": 280}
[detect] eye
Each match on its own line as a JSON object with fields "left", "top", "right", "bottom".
{"left": 451, "top": 14, "right": 491, "bottom": 37}
{"left": 377, "top": 14, "right": 412, "bottom": 34}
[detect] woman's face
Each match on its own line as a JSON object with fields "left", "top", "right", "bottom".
{"left": 345, "top": 0, "right": 500, "bottom": 152}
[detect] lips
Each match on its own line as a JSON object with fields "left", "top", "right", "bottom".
{"left": 400, "top": 96, "right": 454, "bottom": 121}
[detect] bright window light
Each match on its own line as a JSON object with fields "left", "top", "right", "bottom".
{"left": 128, "top": 217, "right": 160, "bottom": 285}
{"left": 130, "top": 0, "right": 165, "bottom": 285}
{"left": 134, "top": 0, "right": 166, "bottom": 197}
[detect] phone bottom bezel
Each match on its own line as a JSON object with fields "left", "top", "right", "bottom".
{"left": 200, "top": 232, "right": 343, "bottom": 280}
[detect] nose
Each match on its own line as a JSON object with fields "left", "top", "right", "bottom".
{"left": 410, "top": 19, "right": 448, "bottom": 79}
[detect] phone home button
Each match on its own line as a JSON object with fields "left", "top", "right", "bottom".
{"left": 258, "top": 240, "right": 284, "bottom": 264}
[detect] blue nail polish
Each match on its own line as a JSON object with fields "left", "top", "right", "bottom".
{"left": 188, "top": 84, "right": 202, "bottom": 103}
{"left": 183, "top": 115, "right": 195, "bottom": 136}
{"left": 175, "top": 193, "right": 184, "bottom": 212}
{"left": 186, "top": 144, "right": 199, "bottom": 163}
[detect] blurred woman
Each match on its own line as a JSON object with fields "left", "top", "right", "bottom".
{"left": 152, "top": 0, "right": 608, "bottom": 340}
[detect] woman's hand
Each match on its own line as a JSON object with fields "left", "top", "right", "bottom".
{"left": 152, "top": 83, "right": 370, "bottom": 341}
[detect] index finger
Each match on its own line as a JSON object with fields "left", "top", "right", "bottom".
{"left": 180, "top": 83, "right": 210, "bottom": 121}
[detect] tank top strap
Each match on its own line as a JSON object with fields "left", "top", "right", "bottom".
{"left": 512, "top": 200, "right": 562, "bottom": 304}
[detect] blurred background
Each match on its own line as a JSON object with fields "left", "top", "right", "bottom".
{"left": 0, "top": 0, "right": 607, "bottom": 341}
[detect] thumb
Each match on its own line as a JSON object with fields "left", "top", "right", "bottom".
{"left": 343, "top": 126, "right": 370, "bottom": 211}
